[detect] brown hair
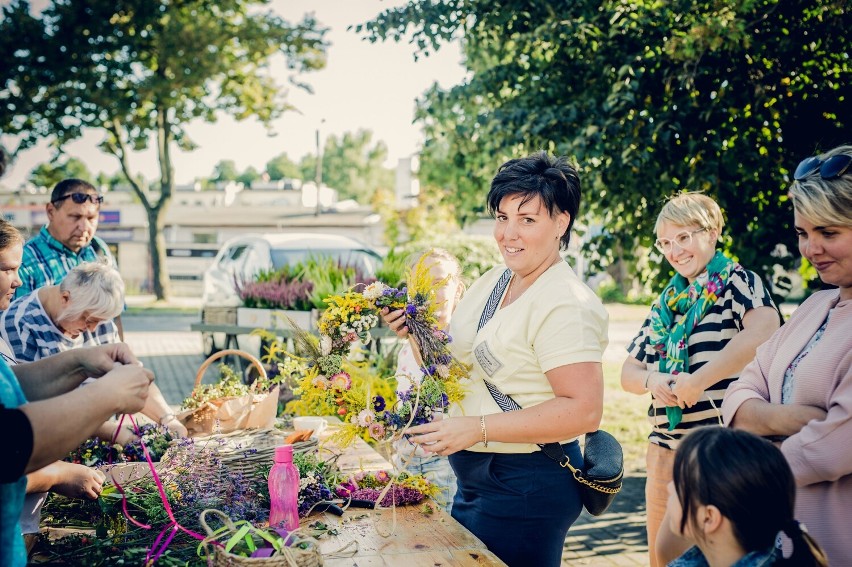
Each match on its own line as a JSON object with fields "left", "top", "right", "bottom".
{"left": 674, "top": 428, "right": 827, "bottom": 566}
{"left": 0, "top": 219, "right": 24, "bottom": 252}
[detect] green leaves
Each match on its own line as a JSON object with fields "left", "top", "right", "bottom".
{"left": 362, "top": 0, "right": 850, "bottom": 297}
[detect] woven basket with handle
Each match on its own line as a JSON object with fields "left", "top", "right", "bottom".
{"left": 179, "top": 349, "right": 278, "bottom": 436}
{"left": 200, "top": 509, "right": 323, "bottom": 567}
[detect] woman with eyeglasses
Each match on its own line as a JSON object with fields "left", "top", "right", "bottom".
{"left": 723, "top": 145, "right": 852, "bottom": 565}
{"left": 620, "top": 192, "right": 781, "bottom": 567}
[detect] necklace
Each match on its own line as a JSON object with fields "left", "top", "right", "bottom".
{"left": 506, "top": 274, "right": 516, "bottom": 304}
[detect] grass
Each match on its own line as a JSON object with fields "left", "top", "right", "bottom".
{"left": 600, "top": 361, "right": 648, "bottom": 473}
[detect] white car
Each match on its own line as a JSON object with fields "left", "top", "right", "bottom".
{"left": 200, "top": 232, "right": 381, "bottom": 355}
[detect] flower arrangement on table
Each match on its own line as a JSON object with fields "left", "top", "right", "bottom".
{"left": 335, "top": 469, "right": 439, "bottom": 507}
{"left": 287, "top": 257, "right": 469, "bottom": 447}
{"left": 178, "top": 362, "right": 287, "bottom": 436}
{"left": 65, "top": 423, "right": 174, "bottom": 467}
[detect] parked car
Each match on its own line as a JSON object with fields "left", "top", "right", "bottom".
{"left": 200, "top": 232, "right": 381, "bottom": 356}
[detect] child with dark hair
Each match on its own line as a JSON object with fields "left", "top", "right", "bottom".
{"left": 667, "top": 427, "right": 827, "bottom": 567}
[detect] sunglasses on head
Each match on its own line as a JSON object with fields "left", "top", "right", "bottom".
{"left": 52, "top": 192, "right": 104, "bottom": 205}
{"left": 794, "top": 154, "right": 852, "bottom": 181}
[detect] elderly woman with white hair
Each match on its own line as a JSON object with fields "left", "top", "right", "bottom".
{"left": 1, "top": 260, "right": 124, "bottom": 359}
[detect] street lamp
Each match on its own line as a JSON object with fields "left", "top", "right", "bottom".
{"left": 314, "top": 119, "right": 325, "bottom": 217}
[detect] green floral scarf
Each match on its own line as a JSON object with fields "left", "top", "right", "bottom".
{"left": 648, "top": 251, "right": 735, "bottom": 429}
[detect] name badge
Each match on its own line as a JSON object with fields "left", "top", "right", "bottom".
{"left": 474, "top": 341, "right": 503, "bottom": 377}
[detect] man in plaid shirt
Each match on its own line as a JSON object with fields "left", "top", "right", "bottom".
{"left": 16, "top": 178, "right": 122, "bottom": 337}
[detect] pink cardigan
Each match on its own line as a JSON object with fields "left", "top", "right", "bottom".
{"left": 723, "top": 289, "right": 852, "bottom": 565}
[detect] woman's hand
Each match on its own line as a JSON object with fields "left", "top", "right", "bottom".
{"left": 77, "top": 343, "right": 144, "bottom": 378}
{"left": 775, "top": 404, "right": 828, "bottom": 436}
{"left": 671, "top": 372, "right": 703, "bottom": 409}
{"left": 51, "top": 462, "right": 106, "bottom": 500}
{"left": 380, "top": 307, "right": 409, "bottom": 338}
{"left": 406, "top": 416, "right": 481, "bottom": 456}
{"left": 113, "top": 423, "right": 139, "bottom": 445}
{"left": 648, "top": 371, "right": 679, "bottom": 407}
{"left": 91, "top": 364, "right": 155, "bottom": 415}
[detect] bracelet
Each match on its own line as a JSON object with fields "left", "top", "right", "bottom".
{"left": 644, "top": 370, "right": 654, "bottom": 391}
{"left": 159, "top": 413, "right": 176, "bottom": 426}
{"left": 480, "top": 415, "right": 488, "bottom": 448}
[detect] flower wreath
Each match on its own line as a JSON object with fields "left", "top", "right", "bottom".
{"left": 288, "top": 257, "right": 469, "bottom": 447}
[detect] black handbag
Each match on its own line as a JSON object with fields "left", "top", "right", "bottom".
{"left": 540, "top": 430, "right": 624, "bottom": 516}
{"left": 477, "top": 269, "right": 624, "bottom": 516}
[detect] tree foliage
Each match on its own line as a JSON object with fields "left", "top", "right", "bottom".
{"left": 211, "top": 159, "right": 240, "bottom": 183}
{"left": 299, "top": 129, "right": 394, "bottom": 203}
{"left": 360, "top": 0, "right": 850, "bottom": 294}
{"left": 1, "top": 0, "right": 328, "bottom": 298}
{"left": 29, "top": 157, "right": 92, "bottom": 190}
{"left": 265, "top": 152, "right": 301, "bottom": 180}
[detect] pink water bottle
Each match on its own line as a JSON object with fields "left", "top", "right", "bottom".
{"left": 268, "top": 444, "right": 300, "bottom": 531}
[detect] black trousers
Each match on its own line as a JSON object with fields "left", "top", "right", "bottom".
{"left": 449, "top": 441, "right": 584, "bottom": 567}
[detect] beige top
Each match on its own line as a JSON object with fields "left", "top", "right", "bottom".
{"left": 449, "top": 262, "right": 609, "bottom": 453}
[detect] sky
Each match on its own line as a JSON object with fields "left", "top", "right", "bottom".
{"left": 1, "top": 0, "right": 468, "bottom": 189}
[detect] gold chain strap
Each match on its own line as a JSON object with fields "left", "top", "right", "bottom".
{"left": 560, "top": 460, "right": 623, "bottom": 495}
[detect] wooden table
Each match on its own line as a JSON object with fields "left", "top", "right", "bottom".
{"left": 312, "top": 419, "right": 506, "bottom": 566}
{"left": 38, "top": 420, "right": 504, "bottom": 566}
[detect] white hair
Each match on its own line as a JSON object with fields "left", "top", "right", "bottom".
{"left": 59, "top": 260, "right": 125, "bottom": 321}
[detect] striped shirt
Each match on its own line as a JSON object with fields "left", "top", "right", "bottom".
{"left": 627, "top": 266, "right": 777, "bottom": 450}
{"left": 15, "top": 227, "right": 114, "bottom": 299}
{"left": 0, "top": 291, "right": 119, "bottom": 362}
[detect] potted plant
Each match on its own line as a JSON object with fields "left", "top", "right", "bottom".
{"left": 235, "top": 265, "right": 316, "bottom": 329}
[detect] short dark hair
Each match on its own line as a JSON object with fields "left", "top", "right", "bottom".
{"left": 674, "top": 428, "right": 827, "bottom": 566}
{"left": 50, "top": 178, "right": 97, "bottom": 205}
{"left": 486, "top": 151, "right": 581, "bottom": 249}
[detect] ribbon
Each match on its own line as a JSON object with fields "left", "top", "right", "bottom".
{"left": 109, "top": 413, "right": 209, "bottom": 565}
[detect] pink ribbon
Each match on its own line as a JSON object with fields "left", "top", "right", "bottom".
{"left": 109, "top": 414, "right": 209, "bottom": 565}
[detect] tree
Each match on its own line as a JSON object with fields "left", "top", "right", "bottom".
{"left": 236, "top": 165, "right": 261, "bottom": 187}
{"left": 265, "top": 152, "right": 302, "bottom": 180}
{"left": 211, "top": 160, "right": 240, "bottom": 184}
{"left": 360, "top": 0, "right": 850, "bottom": 295}
{"left": 29, "top": 157, "right": 92, "bottom": 190}
{"left": 299, "top": 129, "right": 394, "bottom": 203}
{"left": 1, "top": 0, "right": 327, "bottom": 299}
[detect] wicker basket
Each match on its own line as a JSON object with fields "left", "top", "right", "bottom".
{"left": 200, "top": 509, "right": 323, "bottom": 567}
{"left": 165, "top": 428, "right": 317, "bottom": 481}
{"left": 180, "top": 350, "right": 277, "bottom": 436}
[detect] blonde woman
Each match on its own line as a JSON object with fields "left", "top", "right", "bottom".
{"left": 393, "top": 248, "right": 465, "bottom": 513}
{"left": 620, "top": 192, "right": 780, "bottom": 566}
{"left": 723, "top": 144, "right": 852, "bottom": 565}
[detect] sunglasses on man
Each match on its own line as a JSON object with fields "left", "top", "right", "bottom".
{"left": 51, "top": 192, "right": 105, "bottom": 205}
{"left": 794, "top": 154, "right": 852, "bottom": 181}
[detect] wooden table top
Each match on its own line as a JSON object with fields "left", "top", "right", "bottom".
{"left": 311, "top": 418, "right": 505, "bottom": 566}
